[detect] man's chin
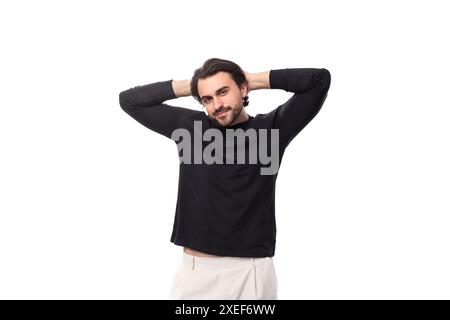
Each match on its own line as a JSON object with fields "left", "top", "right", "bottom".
{"left": 217, "top": 120, "right": 230, "bottom": 127}
{"left": 215, "top": 115, "right": 230, "bottom": 125}
{"left": 209, "top": 112, "right": 238, "bottom": 127}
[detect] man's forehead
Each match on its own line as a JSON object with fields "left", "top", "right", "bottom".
{"left": 198, "top": 72, "right": 234, "bottom": 95}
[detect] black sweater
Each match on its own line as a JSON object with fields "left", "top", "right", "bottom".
{"left": 119, "top": 68, "right": 331, "bottom": 257}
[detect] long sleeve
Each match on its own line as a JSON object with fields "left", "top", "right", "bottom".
{"left": 119, "top": 79, "right": 199, "bottom": 140}
{"left": 269, "top": 68, "right": 331, "bottom": 148}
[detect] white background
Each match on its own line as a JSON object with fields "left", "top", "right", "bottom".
{"left": 1, "top": 0, "right": 449, "bottom": 299}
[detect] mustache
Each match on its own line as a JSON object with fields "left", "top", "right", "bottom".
{"left": 214, "top": 107, "right": 230, "bottom": 116}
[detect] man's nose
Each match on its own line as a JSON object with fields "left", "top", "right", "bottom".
{"left": 213, "top": 97, "right": 225, "bottom": 110}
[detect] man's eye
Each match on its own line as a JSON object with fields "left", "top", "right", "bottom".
{"left": 220, "top": 91, "right": 227, "bottom": 95}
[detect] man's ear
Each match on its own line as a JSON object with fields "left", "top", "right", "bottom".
{"left": 240, "top": 82, "right": 249, "bottom": 97}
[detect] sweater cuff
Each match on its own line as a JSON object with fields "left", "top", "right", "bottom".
{"left": 269, "top": 69, "right": 289, "bottom": 91}
{"left": 162, "top": 79, "right": 177, "bottom": 100}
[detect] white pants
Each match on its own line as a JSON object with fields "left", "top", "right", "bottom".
{"left": 169, "top": 252, "right": 278, "bottom": 300}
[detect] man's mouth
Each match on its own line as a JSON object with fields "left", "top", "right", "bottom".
{"left": 215, "top": 109, "right": 229, "bottom": 118}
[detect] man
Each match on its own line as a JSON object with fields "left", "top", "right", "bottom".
{"left": 119, "top": 58, "right": 331, "bottom": 299}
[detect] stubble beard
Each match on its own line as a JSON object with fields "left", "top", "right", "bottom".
{"left": 215, "top": 104, "right": 243, "bottom": 127}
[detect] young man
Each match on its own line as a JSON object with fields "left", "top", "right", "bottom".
{"left": 119, "top": 58, "right": 331, "bottom": 299}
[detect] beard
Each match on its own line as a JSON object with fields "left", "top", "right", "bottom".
{"left": 226, "top": 106, "right": 243, "bottom": 126}
{"left": 210, "top": 104, "right": 243, "bottom": 127}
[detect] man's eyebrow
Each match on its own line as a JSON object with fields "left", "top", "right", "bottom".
{"left": 200, "top": 86, "right": 229, "bottom": 100}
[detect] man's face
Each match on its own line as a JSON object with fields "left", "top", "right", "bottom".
{"left": 198, "top": 71, "right": 248, "bottom": 127}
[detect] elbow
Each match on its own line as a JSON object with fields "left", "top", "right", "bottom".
{"left": 321, "top": 68, "right": 331, "bottom": 92}
{"left": 119, "top": 90, "right": 131, "bottom": 111}
{"left": 308, "top": 68, "right": 331, "bottom": 94}
{"left": 318, "top": 68, "right": 331, "bottom": 90}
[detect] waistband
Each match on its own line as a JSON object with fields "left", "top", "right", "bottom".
{"left": 182, "top": 252, "right": 272, "bottom": 270}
